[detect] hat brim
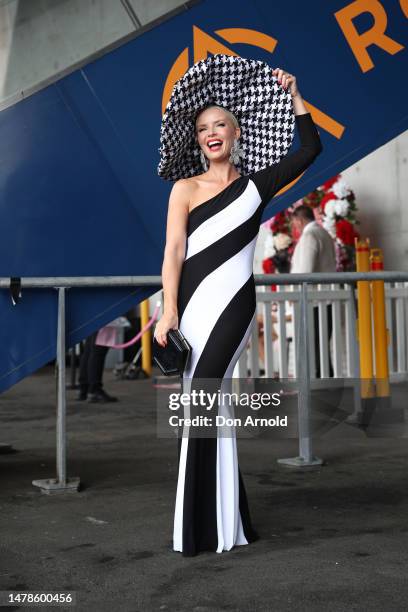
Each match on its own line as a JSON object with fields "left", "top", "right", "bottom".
{"left": 157, "top": 54, "right": 295, "bottom": 181}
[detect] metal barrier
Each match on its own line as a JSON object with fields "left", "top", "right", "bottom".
{"left": 1, "top": 271, "right": 408, "bottom": 491}
{"left": 242, "top": 281, "right": 408, "bottom": 382}
{"left": 255, "top": 272, "right": 408, "bottom": 468}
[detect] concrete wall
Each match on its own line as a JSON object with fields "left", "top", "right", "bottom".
{"left": 0, "top": 0, "right": 186, "bottom": 104}
{"left": 342, "top": 131, "right": 408, "bottom": 270}
{"left": 127, "top": 0, "right": 190, "bottom": 25}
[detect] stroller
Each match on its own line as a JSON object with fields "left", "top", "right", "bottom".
{"left": 113, "top": 346, "right": 149, "bottom": 380}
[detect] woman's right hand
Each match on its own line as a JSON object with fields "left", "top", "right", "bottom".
{"left": 153, "top": 312, "right": 178, "bottom": 347}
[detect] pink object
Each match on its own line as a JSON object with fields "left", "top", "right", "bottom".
{"left": 95, "top": 326, "right": 118, "bottom": 347}
{"left": 261, "top": 218, "right": 274, "bottom": 230}
{"left": 95, "top": 302, "right": 161, "bottom": 350}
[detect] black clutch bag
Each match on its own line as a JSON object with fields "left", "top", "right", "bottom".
{"left": 153, "top": 328, "right": 191, "bottom": 376}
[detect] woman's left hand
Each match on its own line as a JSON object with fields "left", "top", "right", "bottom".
{"left": 272, "top": 68, "right": 299, "bottom": 98}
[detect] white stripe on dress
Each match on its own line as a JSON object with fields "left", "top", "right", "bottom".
{"left": 216, "top": 310, "right": 256, "bottom": 552}
{"left": 185, "top": 180, "right": 261, "bottom": 260}
{"left": 180, "top": 236, "right": 258, "bottom": 379}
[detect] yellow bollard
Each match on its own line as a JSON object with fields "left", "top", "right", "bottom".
{"left": 355, "top": 238, "right": 375, "bottom": 400}
{"left": 140, "top": 299, "right": 152, "bottom": 376}
{"left": 370, "top": 249, "right": 390, "bottom": 398}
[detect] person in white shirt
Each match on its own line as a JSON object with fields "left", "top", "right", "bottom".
{"left": 290, "top": 205, "right": 336, "bottom": 377}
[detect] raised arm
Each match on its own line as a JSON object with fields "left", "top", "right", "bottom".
{"left": 250, "top": 72, "right": 322, "bottom": 205}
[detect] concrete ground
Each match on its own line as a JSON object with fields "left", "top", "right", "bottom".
{"left": 1, "top": 366, "right": 408, "bottom": 612}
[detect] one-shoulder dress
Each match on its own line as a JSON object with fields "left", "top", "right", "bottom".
{"left": 173, "top": 112, "right": 322, "bottom": 556}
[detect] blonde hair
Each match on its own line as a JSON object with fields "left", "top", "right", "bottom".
{"left": 195, "top": 104, "right": 240, "bottom": 131}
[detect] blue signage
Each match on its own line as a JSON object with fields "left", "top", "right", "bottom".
{"left": 1, "top": 0, "right": 407, "bottom": 390}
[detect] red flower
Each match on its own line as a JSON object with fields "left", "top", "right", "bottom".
{"left": 271, "top": 211, "right": 290, "bottom": 235}
{"left": 262, "top": 258, "right": 275, "bottom": 274}
{"left": 320, "top": 192, "right": 336, "bottom": 212}
{"left": 323, "top": 175, "right": 340, "bottom": 191}
{"left": 262, "top": 258, "right": 277, "bottom": 291}
{"left": 336, "top": 219, "right": 358, "bottom": 246}
{"left": 304, "top": 191, "right": 321, "bottom": 208}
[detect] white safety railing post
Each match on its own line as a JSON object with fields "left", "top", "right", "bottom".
{"left": 307, "top": 298, "right": 316, "bottom": 380}
{"left": 292, "top": 295, "right": 300, "bottom": 379}
{"left": 262, "top": 298, "right": 274, "bottom": 378}
{"left": 331, "top": 283, "right": 343, "bottom": 376}
{"left": 277, "top": 286, "right": 289, "bottom": 379}
{"left": 385, "top": 283, "right": 394, "bottom": 374}
{"left": 395, "top": 282, "right": 406, "bottom": 374}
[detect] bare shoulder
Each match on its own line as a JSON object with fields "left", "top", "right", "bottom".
{"left": 174, "top": 175, "right": 206, "bottom": 197}
{"left": 170, "top": 177, "right": 201, "bottom": 207}
{"left": 170, "top": 178, "right": 194, "bottom": 200}
{"left": 167, "top": 179, "right": 193, "bottom": 218}
{"left": 172, "top": 177, "right": 196, "bottom": 191}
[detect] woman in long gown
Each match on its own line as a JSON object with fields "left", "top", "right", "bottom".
{"left": 154, "top": 64, "right": 323, "bottom": 556}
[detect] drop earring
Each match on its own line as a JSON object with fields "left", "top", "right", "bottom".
{"left": 200, "top": 149, "right": 208, "bottom": 171}
{"left": 229, "top": 139, "right": 245, "bottom": 166}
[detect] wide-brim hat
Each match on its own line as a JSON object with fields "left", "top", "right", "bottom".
{"left": 157, "top": 53, "right": 295, "bottom": 181}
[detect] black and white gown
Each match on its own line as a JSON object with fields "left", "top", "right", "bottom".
{"left": 173, "top": 112, "right": 322, "bottom": 556}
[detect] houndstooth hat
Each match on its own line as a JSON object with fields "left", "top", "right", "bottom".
{"left": 157, "top": 53, "right": 295, "bottom": 181}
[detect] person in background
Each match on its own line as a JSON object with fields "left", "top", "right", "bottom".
{"left": 290, "top": 205, "right": 336, "bottom": 378}
{"left": 77, "top": 331, "right": 118, "bottom": 403}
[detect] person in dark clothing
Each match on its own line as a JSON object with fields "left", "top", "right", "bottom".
{"left": 77, "top": 331, "right": 118, "bottom": 403}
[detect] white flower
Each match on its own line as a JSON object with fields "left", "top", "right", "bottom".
{"left": 264, "top": 232, "right": 276, "bottom": 258}
{"left": 274, "top": 232, "right": 292, "bottom": 251}
{"left": 332, "top": 178, "right": 350, "bottom": 200}
{"left": 323, "top": 216, "right": 336, "bottom": 238}
{"left": 334, "top": 199, "right": 349, "bottom": 217}
{"left": 324, "top": 200, "right": 336, "bottom": 218}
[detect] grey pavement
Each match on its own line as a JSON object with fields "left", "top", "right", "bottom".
{"left": 1, "top": 367, "right": 408, "bottom": 612}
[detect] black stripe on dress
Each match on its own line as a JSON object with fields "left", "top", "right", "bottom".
{"left": 177, "top": 212, "right": 261, "bottom": 322}
{"left": 187, "top": 177, "right": 250, "bottom": 236}
{"left": 194, "top": 274, "right": 256, "bottom": 378}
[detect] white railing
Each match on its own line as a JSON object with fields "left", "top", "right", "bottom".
{"left": 236, "top": 282, "right": 408, "bottom": 383}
